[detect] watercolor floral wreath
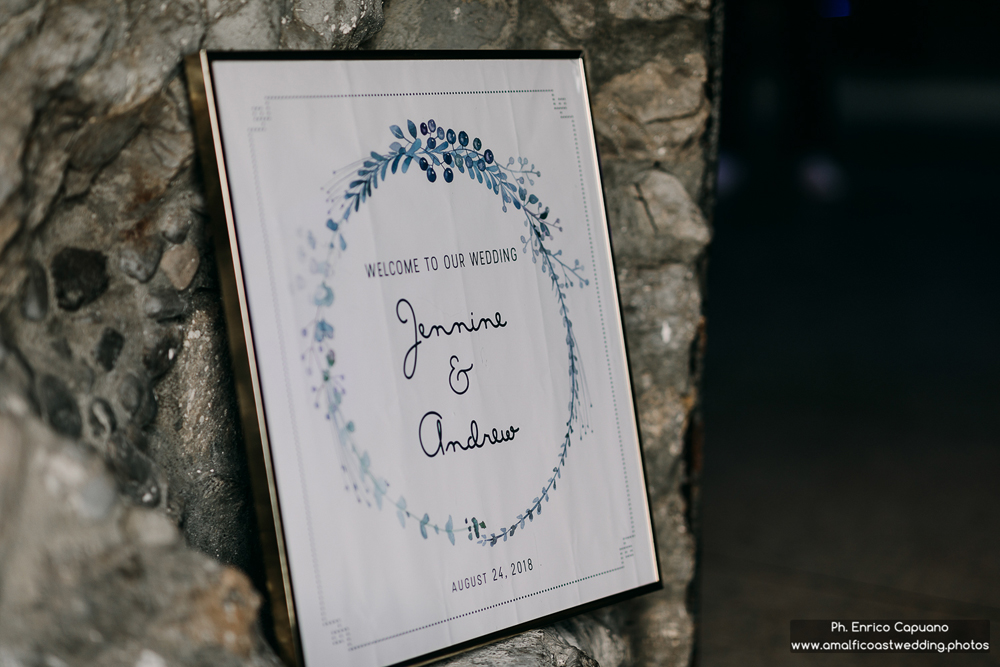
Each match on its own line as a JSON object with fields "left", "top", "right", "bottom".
{"left": 299, "top": 118, "right": 590, "bottom": 546}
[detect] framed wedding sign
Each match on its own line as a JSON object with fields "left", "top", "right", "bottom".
{"left": 186, "top": 51, "right": 659, "bottom": 667}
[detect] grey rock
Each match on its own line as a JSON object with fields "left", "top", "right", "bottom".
{"left": 592, "top": 53, "right": 709, "bottom": 167}
{"left": 555, "top": 613, "right": 631, "bottom": 667}
{"left": 50, "top": 247, "right": 109, "bottom": 311}
{"left": 160, "top": 241, "right": 200, "bottom": 290}
{"left": 282, "top": 0, "right": 384, "bottom": 50}
{"left": 606, "top": 170, "right": 711, "bottom": 267}
{"left": 118, "top": 373, "right": 157, "bottom": 427}
{"left": 50, "top": 336, "right": 71, "bottom": 360}
{"left": 442, "top": 629, "right": 598, "bottom": 667}
{"left": 37, "top": 373, "right": 81, "bottom": 438}
{"left": 155, "top": 187, "right": 200, "bottom": 243}
{"left": 543, "top": 0, "right": 597, "bottom": 40}
{"left": 119, "top": 227, "right": 165, "bottom": 283}
{"left": 155, "top": 299, "right": 253, "bottom": 568}
{"left": 94, "top": 327, "right": 124, "bottom": 371}
{"left": 143, "top": 287, "right": 186, "bottom": 321}
{"left": 0, "top": 414, "right": 282, "bottom": 666}
{"left": 608, "top": 0, "right": 710, "bottom": 22}
{"left": 118, "top": 373, "right": 144, "bottom": 415}
{"left": 204, "top": 0, "right": 282, "bottom": 50}
{"left": 143, "top": 334, "right": 182, "bottom": 380}
{"left": 88, "top": 397, "right": 117, "bottom": 438}
{"left": 368, "top": 0, "right": 519, "bottom": 50}
{"left": 0, "top": 339, "right": 37, "bottom": 417}
{"left": 68, "top": 110, "right": 142, "bottom": 171}
{"left": 19, "top": 260, "right": 48, "bottom": 321}
{"left": 108, "top": 430, "right": 160, "bottom": 506}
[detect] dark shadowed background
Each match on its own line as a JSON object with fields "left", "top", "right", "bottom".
{"left": 698, "top": 0, "right": 1000, "bottom": 664}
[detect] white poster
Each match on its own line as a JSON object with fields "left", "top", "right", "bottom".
{"left": 205, "top": 54, "right": 658, "bottom": 667}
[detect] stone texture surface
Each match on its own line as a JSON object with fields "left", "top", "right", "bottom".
{"left": 0, "top": 413, "right": 282, "bottom": 667}
{"left": 0, "top": 0, "right": 718, "bottom": 664}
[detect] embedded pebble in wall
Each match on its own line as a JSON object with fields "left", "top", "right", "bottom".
{"left": 108, "top": 431, "right": 161, "bottom": 507}
{"left": 155, "top": 194, "right": 196, "bottom": 244}
{"left": 118, "top": 373, "right": 158, "bottom": 427}
{"left": 88, "top": 397, "right": 117, "bottom": 438}
{"left": 94, "top": 328, "right": 125, "bottom": 371}
{"left": 143, "top": 287, "right": 186, "bottom": 321}
{"left": 160, "top": 242, "right": 200, "bottom": 290}
{"left": 118, "top": 373, "right": 144, "bottom": 415}
{"left": 119, "top": 232, "right": 165, "bottom": 283}
{"left": 50, "top": 248, "right": 108, "bottom": 311}
{"left": 19, "top": 260, "right": 48, "bottom": 321}
{"left": 38, "top": 374, "right": 82, "bottom": 438}
{"left": 50, "top": 337, "right": 72, "bottom": 360}
{"left": 143, "top": 335, "right": 182, "bottom": 380}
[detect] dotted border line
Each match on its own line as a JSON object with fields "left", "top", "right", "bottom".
{"left": 245, "top": 86, "right": 638, "bottom": 653}
{"left": 348, "top": 565, "right": 624, "bottom": 652}
{"left": 265, "top": 89, "right": 553, "bottom": 101}
{"left": 568, "top": 113, "right": 634, "bottom": 539}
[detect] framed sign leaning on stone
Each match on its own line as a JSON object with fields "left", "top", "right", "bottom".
{"left": 186, "top": 51, "right": 660, "bottom": 667}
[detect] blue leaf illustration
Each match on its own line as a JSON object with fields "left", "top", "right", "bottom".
{"left": 419, "top": 513, "right": 430, "bottom": 539}
{"left": 407, "top": 120, "right": 417, "bottom": 138}
{"left": 390, "top": 125, "right": 404, "bottom": 139}
{"left": 326, "top": 219, "right": 338, "bottom": 232}
{"left": 445, "top": 515, "right": 455, "bottom": 545}
{"left": 397, "top": 496, "right": 407, "bottom": 527}
{"left": 340, "top": 235, "right": 347, "bottom": 251}
{"left": 313, "top": 283, "right": 334, "bottom": 307}
{"left": 314, "top": 319, "right": 334, "bottom": 342}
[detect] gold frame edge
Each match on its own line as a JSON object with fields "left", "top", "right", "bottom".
{"left": 184, "top": 51, "right": 303, "bottom": 667}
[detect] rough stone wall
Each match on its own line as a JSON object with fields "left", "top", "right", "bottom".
{"left": 0, "top": 1, "right": 718, "bottom": 665}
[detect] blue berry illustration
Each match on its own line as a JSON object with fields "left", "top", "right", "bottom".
{"left": 458, "top": 131, "right": 469, "bottom": 146}
{"left": 437, "top": 127, "right": 445, "bottom": 140}
{"left": 473, "top": 137, "right": 482, "bottom": 151}
{"left": 477, "top": 159, "right": 486, "bottom": 170}
{"left": 427, "top": 137, "right": 437, "bottom": 149}
{"left": 444, "top": 168, "right": 454, "bottom": 183}
{"left": 420, "top": 122, "right": 428, "bottom": 135}
{"left": 419, "top": 157, "right": 429, "bottom": 171}
{"left": 443, "top": 153, "right": 453, "bottom": 165}
{"left": 428, "top": 119, "right": 436, "bottom": 133}
{"left": 484, "top": 149, "right": 494, "bottom": 164}
{"left": 426, "top": 167, "right": 437, "bottom": 182}
{"left": 465, "top": 155, "right": 474, "bottom": 168}
{"left": 447, "top": 129, "right": 456, "bottom": 144}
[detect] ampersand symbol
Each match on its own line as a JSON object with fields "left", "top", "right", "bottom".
{"left": 448, "top": 355, "right": 473, "bottom": 395}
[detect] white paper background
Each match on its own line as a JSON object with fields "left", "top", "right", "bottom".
{"left": 210, "top": 57, "right": 658, "bottom": 667}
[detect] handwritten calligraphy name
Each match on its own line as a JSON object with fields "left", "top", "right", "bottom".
{"left": 418, "top": 411, "right": 520, "bottom": 458}
{"left": 396, "top": 298, "right": 507, "bottom": 380}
